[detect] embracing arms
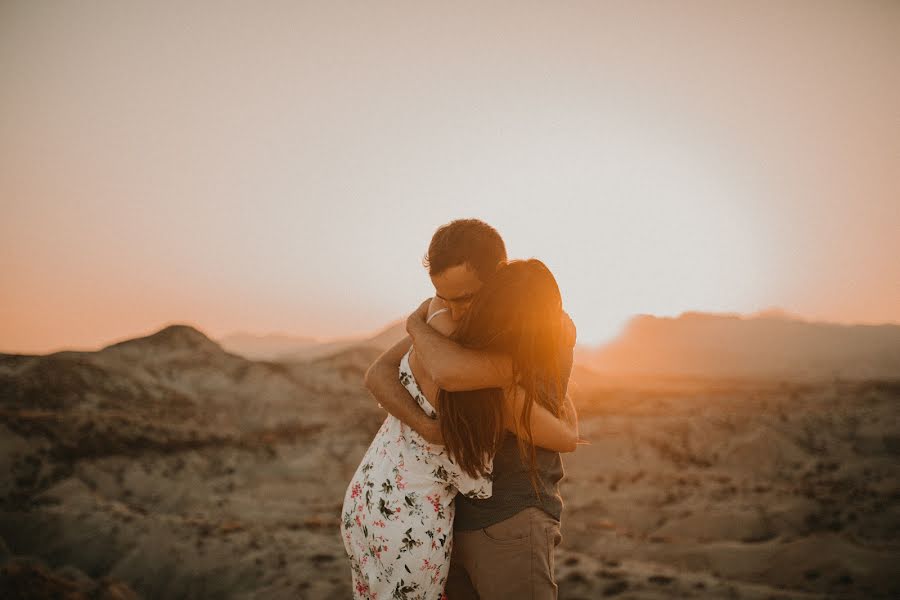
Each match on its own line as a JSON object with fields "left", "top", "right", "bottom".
{"left": 406, "top": 300, "right": 511, "bottom": 391}
{"left": 363, "top": 335, "right": 443, "bottom": 444}
{"left": 501, "top": 325, "right": 579, "bottom": 453}
{"left": 408, "top": 298, "right": 580, "bottom": 453}
{"left": 503, "top": 387, "right": 579, "bottom": 453}
{"left": 407, "top": 299, "right": 578, "bottom": 393}
{"left": 367, "top": 299, "right": 579, "bottom": 450}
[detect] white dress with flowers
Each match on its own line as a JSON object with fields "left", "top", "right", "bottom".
{"left": 340, "top": 348, "right": 493, "bottom": 600}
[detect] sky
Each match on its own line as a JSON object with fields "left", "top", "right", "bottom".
{"left": 1, "top": 1, "right": 898, "bottom": 354}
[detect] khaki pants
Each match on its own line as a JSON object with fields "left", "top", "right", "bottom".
{"left": 445, "top": 507, "right": 563, "bottom": 600}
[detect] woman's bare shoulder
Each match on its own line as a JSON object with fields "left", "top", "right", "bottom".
{"left": 426, "top": 297, "right": 455, "bottom": 337}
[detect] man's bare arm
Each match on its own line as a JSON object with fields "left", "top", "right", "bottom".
{"left": 407, "top": 301, "right": 578, "bottom": 393}
{"left": 406, "top": 300, "right": 512, "bottom": 392}
{"left": 363, "top": 335, "right": 442, "bottom": 444}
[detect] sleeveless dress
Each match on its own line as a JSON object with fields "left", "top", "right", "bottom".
{"left": 340, "top": 347, "right": 493, "bottom": 600}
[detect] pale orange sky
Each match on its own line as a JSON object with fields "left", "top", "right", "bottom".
{"left": 1, "top": 2, "right": 898, "bottom": 354}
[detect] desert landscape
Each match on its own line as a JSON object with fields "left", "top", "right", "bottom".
{"left": 1, "top": 314, "right": 899, "bottom": 599}
{"left": 4, "top": 1, "right": 898, "bottom": 597}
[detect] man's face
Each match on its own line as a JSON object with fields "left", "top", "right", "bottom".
{"left": 430, "top": 263, "right": 483, "bottom": 322}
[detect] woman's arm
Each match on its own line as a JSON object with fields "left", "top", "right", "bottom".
{"left": 364, "top": 336, "right": 442, "bottom": 445}
{"left": 560, "top": 393, "right": 579, "bottom": 445}
{"left": 501, "top": 386, "right": 578, "bottom": 453}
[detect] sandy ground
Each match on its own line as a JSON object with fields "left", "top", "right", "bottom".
{"left": 557, "top": 374, "right": 899, "bottom": 599}
{"left": 1, "top": 328, "right": 898, "bottom": 598}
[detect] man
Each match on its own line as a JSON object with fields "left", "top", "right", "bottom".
{"left": 364, "top": 218, "right": 577, "bottom": 599}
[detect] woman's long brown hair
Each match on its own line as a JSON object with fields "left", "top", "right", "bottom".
{"left": 437, "top": 259, "right": 566, "bottom": 494}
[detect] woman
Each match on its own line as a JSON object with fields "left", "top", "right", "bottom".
{"left": 340, "top": 259, "right": 576, "bottom": 600}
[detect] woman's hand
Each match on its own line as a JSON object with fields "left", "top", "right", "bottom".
{"left": 425, "top": 296, "right": 454, "bottom": 336}
{"left": 561, "top": 311, "right": 577, "bottom": 347}
{"left": 428, "top": 295, "right": 449, "bottom": 314}
{"left": 407, "top": 296, "right": 454, "bottom": 338}
{"left": 502, "top": 386, "right": 578, "bottom": 453}
{"left": 406, "top": 298, "right": 432, "bottom": 336}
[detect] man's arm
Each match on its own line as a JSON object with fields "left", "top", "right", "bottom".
{"left": 406, "top": 300, "right": 513, "bottom": 392}
{"left": 363, "top": 335, "right": 442, "bottom": 444}
{"left": 407, "top": 301, "right": 578, "bottom": 394}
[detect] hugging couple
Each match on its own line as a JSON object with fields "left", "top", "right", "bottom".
{"left": 341, "top": 218, "right": 579, "bottom": 600}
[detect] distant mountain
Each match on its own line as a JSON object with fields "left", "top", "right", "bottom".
{"left": 217, "top": 331, "right": 319, "bottom": 361}
{"left": 579, "top": 311, "right": 900, "bottom": 380}
{"left": 216, "top": 321, "right": 406, "bottom": 362}
{"left": 270, "top": 320, "right": 407, "bottom": 363}
{"left": 310, "top": 345, "right": 386, "bottom": 382}
{"left": 0, "top": 323, "right": 378, "bottom": 443}
{"left": 0, "top": 322, "right": 388, "bottom": 597}
{"left": 363, "top": 321, "right": 409, "bottom": 352}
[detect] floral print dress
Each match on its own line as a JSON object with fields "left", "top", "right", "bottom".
{"left": 341, "top": 348, "right": 492, "bottom": 600}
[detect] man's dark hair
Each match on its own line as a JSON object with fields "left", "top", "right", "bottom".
{"left": 423, "top": 219, "right": 507, "bottom": 282}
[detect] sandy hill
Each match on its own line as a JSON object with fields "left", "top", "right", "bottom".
{"left": 580, "top": 311, "right": 900, "bottom": 380}
{"left": 216, "top": 331, "right": 319, "bottom": 361}
{"left": 219, "top": 320, "right": 407, "bottom": 362}
{"left": 0, "top": 322, "right": 388, "bottom": 598}
{"left": 0, "top": 323, "right": 378, "bottom": 448}
{"left": 2, "top": 321, "right": 898, "bottom": 598}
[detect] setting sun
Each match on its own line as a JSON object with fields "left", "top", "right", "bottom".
{"left": 1, "top": 1, "right": 897, "bottom": 354}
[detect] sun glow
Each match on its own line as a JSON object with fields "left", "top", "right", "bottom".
{"left": 441, "top": 122, "right": 775, "bottom": 346}
{"left": 1, "top": 2, "right": 896, "bottom": 355}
